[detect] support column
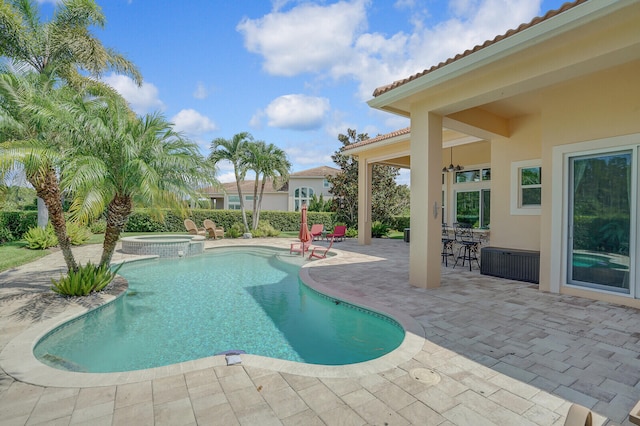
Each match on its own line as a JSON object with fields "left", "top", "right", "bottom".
{"left": 409, "top": 110, "right": 443, "bottom": 289}
{"left": 357, "top": 158, "right": 372, "bottom": 245}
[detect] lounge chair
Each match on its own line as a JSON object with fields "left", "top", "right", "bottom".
{"left": 326, "top": 225, "right": 347, "bottom": 242}
{"left": 309, "top": 236, "right": 334, "bottom": 259}
{"left": 310, "top": 224, "right": 324, "bottom": 241}
{"left": 290, "top": 240, "right": 312, "bottom": 255}
{"left": 563, "top": 403, "right": 592, "bottom": 426}
{"left": 203, "top": 219, "right": 224, "bottom": 239}
{"left": 184, "top": 219, "right": 206, "bottom": 236}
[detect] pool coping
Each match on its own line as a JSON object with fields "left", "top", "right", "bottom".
{"left": 0, "top": 243, "right": 426, "bottom": 388}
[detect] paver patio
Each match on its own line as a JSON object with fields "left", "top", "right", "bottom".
{"left": 0, "top": 238, "right": 638, "bottom": 425}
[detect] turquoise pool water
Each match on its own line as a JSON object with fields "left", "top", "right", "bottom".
{"left": 34, "top": 247, "right": 404, "bottom": 373}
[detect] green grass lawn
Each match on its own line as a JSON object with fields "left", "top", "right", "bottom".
{"left": 0, "top": 241, "right": 52, "bottom": 272}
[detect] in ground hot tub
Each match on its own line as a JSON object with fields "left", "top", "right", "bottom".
{"left": 120, "top": 234, "right": 205, "bottom": 258}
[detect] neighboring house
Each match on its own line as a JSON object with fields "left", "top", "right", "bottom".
{"left": 201, "top": 166, "right": 340, "bottom": 212}
{"left": 344, "top": 0, "right": 640, "bottom": 309}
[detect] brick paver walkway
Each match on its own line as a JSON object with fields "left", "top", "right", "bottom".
{"left": 1, "top": 238, "right": 638, "bottom": 425}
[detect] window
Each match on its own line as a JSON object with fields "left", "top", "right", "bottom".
{"left": 455, "top": 190, "right": 490, "bottom": 228}
{"left": 294, "top": 187, "right": 315, "bottom": 211}
{"left": 323, "top": 179, "right": 330, "bottom": 188}
{"left": 228, "top": 195, "right": 240, "bottom": 210}
{"left": 455, "top": 168, "right": 491, "bottom": 183}
{"left": 510, "top": 160, "right": 541, "bottom": 215}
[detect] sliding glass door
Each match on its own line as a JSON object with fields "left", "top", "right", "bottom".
{"left": 568, "top": 151, "right": 631, "bottom": 293}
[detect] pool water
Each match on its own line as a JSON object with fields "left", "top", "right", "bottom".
{"left": 34, "top": 247, "right": 404, "bottom": 373}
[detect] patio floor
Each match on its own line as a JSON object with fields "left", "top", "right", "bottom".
{"left": 0, "top": 237, "right": 638, "bottom": 425}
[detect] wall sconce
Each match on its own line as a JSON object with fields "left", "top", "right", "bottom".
{"left": 442, "top": 147, "right": 463, "bottom": 173}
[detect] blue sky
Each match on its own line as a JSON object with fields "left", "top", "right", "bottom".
{"left": 41, "top": 0, "right": 567, "bottom": 184}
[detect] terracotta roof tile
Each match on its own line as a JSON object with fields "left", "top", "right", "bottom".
{"left": 342, "top": 127, "right": 410, "bottom": 152}
{"left": 290, "top": 165, "right": 341, "bottom": 177}
{"left": 372, "top": 0, "right": 589, "bottom": 97}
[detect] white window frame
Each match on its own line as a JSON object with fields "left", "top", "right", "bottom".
{"left": 511, "top": 159, "right": 542, "bottom": 215}
{"left": 550, "top": 134, "right": 639, "bottom": 297}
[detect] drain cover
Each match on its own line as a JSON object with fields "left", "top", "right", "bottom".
{"left": 410, "top": 368, "right": 441, "bottom": 385}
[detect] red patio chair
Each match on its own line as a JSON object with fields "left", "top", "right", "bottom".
{"left": 326, "top": 225, "right": 346, "bottom": 242}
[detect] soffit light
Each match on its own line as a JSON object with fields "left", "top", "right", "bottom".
{"left": 442, "top": 147, "right": 463, "bottom": 173}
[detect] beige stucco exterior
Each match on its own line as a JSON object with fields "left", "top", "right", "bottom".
{"left": 348, "top": 0, "right": 640, "bottom": 308}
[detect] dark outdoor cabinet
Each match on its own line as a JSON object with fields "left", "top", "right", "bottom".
{"left": 480, "top": 247, "right": 540, "bottom": 284}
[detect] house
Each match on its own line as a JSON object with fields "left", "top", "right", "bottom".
{"left": 202, "top": 166, "right": 340, "bottom": 212}
{"left": 344, "top": 0, "right": 640, "bottom": 309}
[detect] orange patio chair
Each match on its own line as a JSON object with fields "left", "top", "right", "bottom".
{"left": 309, "top": 236, "right": 334, "bottom": 260}
{"left": 309, "top": 224, "right": 324, "bottom": 241}
{"left": 326, "top": 225, "right": 346, "bottom": 242}
{"left": 290, "top": 240, "right": 312, "bottom": 255}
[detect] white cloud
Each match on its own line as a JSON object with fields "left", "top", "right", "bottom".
{"left": 193, "top": 82, "right": 208, "bottom": 99}
{"left": 239, "top": 0, "right": 544, "bottom": 101}
{"left": 171, "top": 109, "right": 217, "bottom": 136}
{"left": 237, "top": 0, "right": 368, "bottom": 76}
{"left": 261, "top": 94, "right": 330, "bottom": 131}
{"left": 102, "top": 74, "right": 165, "bottom": 115}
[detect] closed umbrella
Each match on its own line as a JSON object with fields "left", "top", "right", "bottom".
{"left": 298, "top": 203, "right": 312, "bottom": 255}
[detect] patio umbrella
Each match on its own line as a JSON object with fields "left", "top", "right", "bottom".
{"left": 298, "top": 203, "right": 312, "bottom": 255}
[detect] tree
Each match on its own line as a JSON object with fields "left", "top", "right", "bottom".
{"left": 63, "top": 93, "right": 216, "bottom": 267}
{"left": 245, "top": 141, "right": 291, "bottom": 230}
{"left": 0, "top": 71, "right": 79, "bottom": 270}
{"left": 328, "top": 128, "right": 407, "bottom": 228}
{"left": 0, "top": 0, "right": 142, "bottom": 228}
{"left": 208, "top": 133, "right": 253, "bottom": 233}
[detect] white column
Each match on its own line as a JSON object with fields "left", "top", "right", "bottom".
{"left": 410, "top": 110, "right": 443, "bottom": 289}
{"left": 357, "top": 158, "right": 372, "bottom": 245}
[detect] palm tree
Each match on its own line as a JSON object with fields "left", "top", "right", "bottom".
{"left": 209, "top": 132, "right": 253, "bottom": 234}
{"left": 63, "top": 94, "right": 215, "bottom": 267}
{"left": 0, "top": 0, "right": 142, "bottom": 228}
{"left": 245, "top": 141, "right": 291, "bottom": 230}
{"left": 0, "top": 70, "right": 80, "bottom": 271}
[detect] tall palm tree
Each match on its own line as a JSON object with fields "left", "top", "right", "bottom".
{"left": 209, "top": 132, "right": 253, "bottom": 233}
{"left": 0, "top": 70, "right": 79, "bottom": 271}
{"left": 0, "top": 0, "right": 142, "bottom": 228}
{"left": 63, "top": 94, "right": 215, "bottom": 267}
{"left": 245, "top": 141, "right": 291, "bottom": 230}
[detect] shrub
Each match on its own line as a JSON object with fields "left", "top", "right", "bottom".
{"left": 66, "top": 222, "right": 92, "bottom": 245}
{"left": 371, "top": 221, "right": 390, "bottom": 238}
{"left": 51, "top": 262, "right": 122, "bottom": 297}
{"left": 89, "top": 219, "right": 107, "bottom": 234}
{"left": 251, "top": 221, "right": 280, "bottom": 237}
{"left": 0, "top": 226, "right": 14, "bottom": 244}
{"left": 345, "top": 227, "right": 358, "bottom": 238}
{"left": 0, "top": 211, "right": 38, "bottom": 241}
{"left": 23, "top": 224, "right": 58, "bottom": 249}
{"left": 226, "top": 223, "right": 245, "bottom": 238}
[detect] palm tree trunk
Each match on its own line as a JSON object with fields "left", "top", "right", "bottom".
{"left": 252, "top": 176, "right": 260, "bottom": 230}
{"left": 256, "top": 178, "right": 267, "bottom": 230}
{"left": 33, "top": 168, "right": 77, "bottom": 272}
{"left": 235, "top": 171, "right": 250, "bottom": 233}
{"left": 100, "top": 194, "right": 132, "bottom": 267}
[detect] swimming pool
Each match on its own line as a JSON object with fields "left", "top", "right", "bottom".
{"left": 34, "top": 247, "right": 405, "bottom": 373}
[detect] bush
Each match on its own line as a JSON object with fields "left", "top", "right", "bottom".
{"left": 66, "top": 222, "right": 92, "bottom": 245}
{"left": 251, "top": 221, "right": 280, "bottom": 237}
{"left": 23, "top": 224, "right": 58, "bottom": 249}
{"left": 371, "top": 221, "right": 390, "bottom": 238}
{"left": 345, "top": 227, "right": 358, "bottom": 238}
{"left": 89, "top": 219, "right": 107, "bottom": 234}
{"left": 0, "top": 211, "right": 38, "bottom": 241}
{"left": 226, "top": 223, "right": 245, "bottom": 238}
{"left": 51, "top": 262, "right": 121, "bottom": 297}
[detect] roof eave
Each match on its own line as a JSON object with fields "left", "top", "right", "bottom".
{"left": 367, "top": 0, "right": 628, "bottom": 113}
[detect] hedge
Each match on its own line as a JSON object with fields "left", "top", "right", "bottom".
{"left": 123, "top": 208, "right": 336, "bottom": 233}
{"left": 0, "top": 211, "right": 38, "bottom": 242}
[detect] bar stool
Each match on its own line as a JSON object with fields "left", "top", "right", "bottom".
{"left": 441, "top": 223, "right": 455, "bottom": 266}
{"left": 453, "top": 223, "right": 481, "bottom": 271}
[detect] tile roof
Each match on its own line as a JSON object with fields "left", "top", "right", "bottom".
{"left": 290, "top": 165, "right": 341, "bottom": 177}
{"left": 342, "top": 127, "right": 410, "bottom": 152}
{"left": 201, "top": 178, "right": 287, "bottom": 195}
{"left": 372, "top": 0, "right": 589, "bottom": 97}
